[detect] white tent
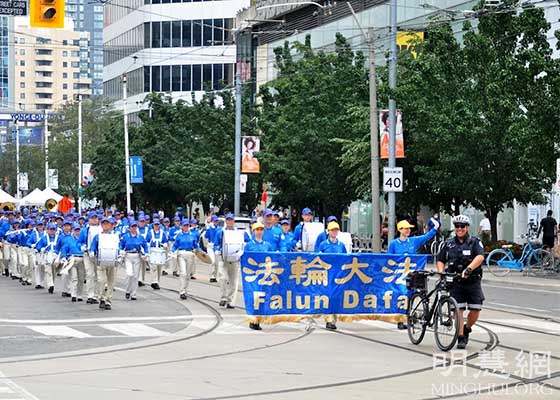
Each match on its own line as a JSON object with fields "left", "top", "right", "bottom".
{"left": 42, "top": 187, "right": 63, "bottom": 202}
{"left": 0, "top": 189, "right": 18, "bottom": 205}
{"left": 20, "top": 188, "right": 45, "bottom": 206}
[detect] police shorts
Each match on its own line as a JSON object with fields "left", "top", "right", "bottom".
{"left": 451, "top": 279, "right": 484, "bottom": 310}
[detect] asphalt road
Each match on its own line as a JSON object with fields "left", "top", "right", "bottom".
{"left": 0, "top": 262, "right": 558, "bottom": 400}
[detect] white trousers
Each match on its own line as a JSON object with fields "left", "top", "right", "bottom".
{"left": 177, "top": 250, "right": 195, "bottom": 295}
{"left": 9, "top": 245, "right": 18, "bottom": 276}
{"left": 125, "top": 253, "right": 141, "bottom": 297}
{"left": 84, "top": 253, "right": 98, "bottom": 299}
{"left": 98, "top": 265, "right": 115, "bottom": 303}
{"left": 218, "top": 255, "right": 240, "bottom": 304}
{"left": 70, "top": 257, "right": 86, "bottom": 298}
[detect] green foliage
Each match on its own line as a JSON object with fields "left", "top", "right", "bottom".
{"left": 258, "top": 34, "right": 367, "bottom": 216}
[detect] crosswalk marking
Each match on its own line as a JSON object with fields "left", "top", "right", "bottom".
{"left": 100, "top": 323, "right": 170, "bottom": 337}
{"left": 0, "top": 371, "right": 40, "bottom": 400}
{"left": 27, "top": 325, "right": 91, "bottom": 338}
{"left": 0, "top": 386, "right": 14, "bottom": 393}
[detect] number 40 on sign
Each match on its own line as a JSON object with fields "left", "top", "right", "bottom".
{"left": 383, "top": 167, "right": 403, "bottom": 192}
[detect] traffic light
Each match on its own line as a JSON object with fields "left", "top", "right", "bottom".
{"left": 30, "top": 0, "right": 65, "bottom": 29}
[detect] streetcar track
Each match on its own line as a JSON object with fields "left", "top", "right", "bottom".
{"left": 484, "top": 305, "right": 560, "bottom": 323}
{"left": 478, "top": 319, "right": 560, "bottom": 337}
{"left": 0, "top": 286, "right": 223, "bottom": 364}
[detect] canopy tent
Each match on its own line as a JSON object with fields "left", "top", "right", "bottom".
{"left": 20, "top": 188, "right": 45, "bottom": 206}
{"left": 42, "top": 187, "right": 63, "bottom": 202}
{"left": 0, "top": 189, "right": 18, "bottom": 205}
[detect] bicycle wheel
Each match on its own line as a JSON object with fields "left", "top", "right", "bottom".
{"left": 526, "top": 248, "right": 553, "bottom": 276}
{"left": 434, "top": 296, "right": 460, "bottom": 352}
{"left": 407, "top": 293, "right": 428, "bottom": 345}
{"left": 486, "top": 249, "right": 513, "bottom": 277}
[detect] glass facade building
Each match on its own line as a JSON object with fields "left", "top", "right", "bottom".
{"left": 0, "top": 16, "right": 10, "bottom": 109}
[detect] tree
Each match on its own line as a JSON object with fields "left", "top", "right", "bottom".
{"left": 340, "top": 3, "right": 560, "bottom": 240}
{"left": 258, "top": 34, "right": 367, "bottom": 217}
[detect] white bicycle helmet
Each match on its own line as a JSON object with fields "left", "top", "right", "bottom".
{"left": 452, "top": 215, "right": 471, "bottom": 225}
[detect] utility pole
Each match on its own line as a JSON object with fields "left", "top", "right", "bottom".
{"left": 44, "top": 110, "right": 49, "bottom": 189}
{"left": 234, "top": 71, "right": 242, "bottom": 216}
{"left": 77, "top": 95, "right": 82, "bottom": 213}
{"left": 15, "top": 119, "right": 20, "bottom": 199}
{"left": 368, "top": 27, "right": 381, "bottom": 252}
{"left": 348, "top": 3, "right": 381, "bottom": 252}
{"left": 387, "top": 0, "right": 398, "bottom": 242}
{"left": 123, "top": 74, "right": 131, "bottom": 213}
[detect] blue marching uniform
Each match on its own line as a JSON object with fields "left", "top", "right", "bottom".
{"left": 263, "top": 226, "right": 286, "bottom": 252}
{"left": 245, "top": 239, "right": 273, "bottom": 252}
{"left": 387, "top": 228, "right": 437, "bottom": 255}
{"left": 317, "top": 238, "right": 347, "bottom": 254}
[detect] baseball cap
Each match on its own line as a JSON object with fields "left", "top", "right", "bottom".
{"left": 225, "top": 213, "right": 235, "bottom": 220}
{"left": 129, "top": 220, "right": 138, "bottom": 227}
{"left": 326, "top": 215, "right": 338, "bottom": 223}
{"left": 280, "top": 219, "right": 290, "bottom": 225}
{"left": 302, "top": 207, "right": 312, "bottom": 215}
{"left": 210, "top": 215, "right": 218, "bottom": 222}
{"left": 263, "top": 209, "right": 273, "bottom": 217}
{"left": 327, "top": 222, "right": 340, "bottom": 231}
{"left": 153, "top": 219, "right": 161, "bottom": 225}
{"left": 397, "top": 220, "right": 415, "bottom": 230}
{"left": 181, "top": 219, "right": 190, "bottom": 226}
{"left": 252, "top": 222, "right": 265, "bottom": 231}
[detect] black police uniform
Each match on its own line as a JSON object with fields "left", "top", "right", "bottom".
{"left": 436, "top": 234, "right": 485, "bottom": 310}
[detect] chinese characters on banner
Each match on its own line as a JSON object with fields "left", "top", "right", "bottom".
{"left": 241, "top": 252, "right": 428, "bottom": 323}
{"left": 242, "top": 136, "right": 261, "bottom": 173}
{"left": 380, "top": 110, "right": 405, "bottom": 159}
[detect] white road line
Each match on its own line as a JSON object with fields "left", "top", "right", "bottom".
{"left": 483, "top": 319, "right": 560, "bottom": 333}
{"left": 0, "top": 372, "right": 40, "bottom": 400}
{"left": 0, "top": 315, "right": 193, "bottom": 324}
{"left": 486, "top": 302, "right": 551, "bottom": 313}
{"left": 26, "top": 325, "right": 91, "bottom": 338}
{"left": 484, "top": 283, "right": 559, "bottom": 295}
{"left": 357, "top": 320, "right": 396, "bottom": 330}
{"left": 100, "top": 323, "right": 170, "bottom": 337}
{"left": 0, "top": 386, "right": 14, "bottom": 393}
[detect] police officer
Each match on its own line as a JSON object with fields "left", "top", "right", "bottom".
{"left": 436, "top": 215, "right": 485, "bottom": 349}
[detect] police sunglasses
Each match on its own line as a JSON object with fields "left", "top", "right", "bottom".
{"left": 453, "top": 223, "right": 468, "bottom": 229}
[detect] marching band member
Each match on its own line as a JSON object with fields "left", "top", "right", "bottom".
{"left": 171, "top": 219, "right": 199, "bottom": 300}
{"left": 245, "top": 222, "right": 272, "bottom": 331}
{"left": 27, "top": 220, "right": 46, "bottom": 289}
{"left": 293, "top": 208, "right": 313, "bottom": 250}
{"left": 6, "top": 220, "right": 21, "bottom": 280}
{"left": 280, "top": 219, "right": 295, "bottom": 251}
{"left": 318, "top": 221, "right": 347, "bottom": 330}
{"left": 90, "top": 217, "right": 120, "bottom": 310}
{"left": 56, "top": 220, "right": 74, "bottom": 297}
{"left": 214, "top": 213, "right": 244, "bottom": 309}
{"left": 204, "top": 215, "right": 220, "bottom": 283}
{"left": 61, "top": 223, "right": 86, "bottom": 302}
{"left": 35, "top": 223, "right": 59, "bottom": 294}
{"left": 147, "top": 218, "right": 168, "bottom": 290}
{"left": 189, "top": 218, "right": 200, "bottom": 280}
{"left": 18, "top": 219, "right": 31, "bottom": 285}
{"left": 1, "top": 211, "right": 13, "bottom": 277}
{"left": 137, "top": 215, "right": 151, "bottom": 287}
{"left": 79, "top": 212, "right": 103, "bottom": 304}
{"left": 161, "top": 217, "right": 171, "bottom": 275}
{"left": 119, "top": 220, "right": 149, "bottom": 301}
{"left": 262, "top": 209, "right": 286, "bottom": 252}
{"left": 167, "top": 216, "right": 182, "bottom": 277}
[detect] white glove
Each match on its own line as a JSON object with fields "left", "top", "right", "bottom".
{"left": 163, "top": 243, "right": 168, "bottom": 249}
{"left": 430, "top": 217, "right": 440, "bottom": 230}
{"left": 81, "top": 245, "right": 87, "bottom": 252}
{"left": 119, "top": 250, "right": 125, "bottom": 258}
{"left": 40, "top": 248, "right": 45, "bottom": 254}
{"left": 296, "top": 240, "right": 302, "bottom": 249}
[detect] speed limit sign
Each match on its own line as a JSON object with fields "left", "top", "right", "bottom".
{"left": 383, "top": 167, "right": 403, "bottom": 192}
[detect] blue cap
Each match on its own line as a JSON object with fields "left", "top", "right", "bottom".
{"left": 225, "top": 213, "right": 235, "bottom": 220}
{"left": 210, "top": 215, "right": 218, "bottom": 222}
{"left": 109, "top": 217, "right": 116, "bottom": 224}
{"left": 128, "top": 211, "right": 134, "bottom": 216}
{"left": 63, "top": 219, "right": 73, "bottom": 226}
{"left": 47, "top": 223, "right": 56, "bottom": 230}
{"left": 250, "top": 217, "right": 257, "bottom": 223}
{"left": 302, "top": 208, "right": 312, "bottom": 215}
{"left": 78, "top": 215, "right": 85, "bottom": 220}
{"left": 173, "top": 216, "right": 181, "bottom": 222}
{"left": 101, "top": 217, "right": 111, "bottom": 224}
{"left": 72, "top": 223, "right": 82, "bottom": 230}
{"left": 30, "top": 213, "right": 37, "bottom": 218}
{"left": 152, "top": 213, "right": 159, "bottom": 218}
{"left": 181, "top": 219, "right": 190, "bottom": 226}
{"left": 190, "top": 218, "right": 197, "bottom": 225}
{"left": 163, "top": 217, "right": 170, "bottom": 223}
{"left": 327, "top": 215, "right": 338, "bottom": 223}
{"left": 153, "top": 219, "right": 161, "bottom": 225}
{"left": 106, "top": 209, "right": 113, "bottom": 214}
{"left": 280, "top": 219, "right": 290, "bottom": 225}
{"left": 56, "top": 215, "right": 63, "bottom": 220}
{"left": 87, "top": 211, "right": 96, "bottom": 219}
{"left": 138, "top": 210, "right": 145, "bottom": 215}
{"left": 28, "top": 220, "right": 36, "bottom": 227}
{"left": 263, "top": 209, "right": 273, "bottom": 217}
{"left": 273, "top": 210, "right": 280, "bottom": 216}
{"left": 115, "top": 211, "right": 121, "bottom": 216}
{"left": 144, "top": 214, "right": 151, "bottom": 220}
{"left": 36, "top": 220, "right": 45, "bottom": 225}
{"left": 129, "top": 220, "right": 138, "bottom": 227}
{"left": 12, "top": 220, "right": 20, "bottom": 226}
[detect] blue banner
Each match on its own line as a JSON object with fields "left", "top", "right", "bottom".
{"left": 241, "top": 252, "right": 428, "bottom": 323}
{"left": 130, "top": 156, "right": 143, "bottom": 184}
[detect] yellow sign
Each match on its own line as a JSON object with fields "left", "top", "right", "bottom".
{"left": 30, "top": 0, "right": 65, "bottom": 29}
{"left": 397, "top": 31, "right": 424, "bottom": 57}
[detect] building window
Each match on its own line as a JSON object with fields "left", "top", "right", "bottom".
{"left": 63, "top": 62, "right": 68, "bottom": 67}
{"left": 36, "top": 82, "right": 52, "bottom": 88}
{"left": 152, "top": 22, "right": 161, "bottom": 48}
{"left": 63, "top": 83, "right": 68, "bottom": 89}
{"left": 182, "top": 65, "right": 191, "bottom": 91}
{"left": 203, "top": 19, "right": 213, "bottom": 46}
{"left": 20, "top": 49, "right": 25, "bottom": 56}
{"left": 162, "top": 21, "right": 171, "bottom": 48}
{"left": 193, "top": 20, "right": 202, "bottom": 46}
{"left": 20, "top": 71, "right": 25, "bottom": 77}
{"left": 63, "top": 51, "right": 68, "bottom": 57}
{"left": 63, "top": 72, "right": 68, "bottom": 78}
{"left": 20, "top": 82, "right": 25, "bottom": 88}
{"left": 20, "top": 93, "right": 25, "bottom": 99}
{"left": 161, "top": 65, "right": 170, "bottom": 91}
{"left": 182, "top": 21, "right": 191, "bottom": 47}
{"left": 172, "top": 21, "right": 181, "bottom": 47}
{"left": 172, "top": 65, "right": 181, "bottom": 91}
{"left": 192, "top": 64, "right": 201, "bottom": 91}
{"left": 152, "top": 65, "right": 160, "bottom": 92}
{"left": 20, "top": 60, "right": 25, "bottom": 66}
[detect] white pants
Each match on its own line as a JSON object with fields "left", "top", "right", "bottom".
{"left": 22, "top": 247, "right": 33, "bottom": 283}
{"left": 125, "top": 253, "right": 141, "bottom": 297}
{"left": 32, "top": 251, "right": 44, "bottom": 286}
{"left": 177, "top": 250, "right": 195, "bottom": 295}
{"left": 166, "top": 241, "right": 176, "bottom": 273}
{"left": 17, "top": 246, "right": 26, "bottom": 279}
{"left": 84, "top": 253, "right": 98, "bottom": 299}
{"left": 9, "top": 245, "right": 18, "bottom": 276}
{"left": 218, "top": 255, "right": 240, "bottom": 304}
{"left": 207, "top": 243, "right": 218, "bottom": 279}
{"left": 98, "top": 265, "right": 115, "bottom": 303}
{"left": 2, "top": 241, "right": 10, "bottom": 271}
{"left": 70, "top": 256, "right": 86, "bottom": 298}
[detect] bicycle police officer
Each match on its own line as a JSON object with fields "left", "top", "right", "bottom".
{"left": 436, "top": 215, "right": 485, "bottom": 349}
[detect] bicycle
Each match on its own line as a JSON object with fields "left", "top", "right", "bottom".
{"left": 406, "top": 270, "right": 460, "bottom": 352}
{"left": 485, "top": 237, "right": 553, "bottom": 277}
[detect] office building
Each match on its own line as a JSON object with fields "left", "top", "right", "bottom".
{"left": 103, "top": 0, "right": 249, "bottom": 121}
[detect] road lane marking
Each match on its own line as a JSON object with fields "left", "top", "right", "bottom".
{"left": 0, "top": 315, "right": 193, "bottom": 324}
{"left": 100, "top": 323, "right": 170, "bottom": 337}
{"left": 26, "top": 325, "right": 91, "bottom": 338}
{"left": 486, "top": 302, "right": 551, "bottom": 313}
{"left": 0, "top": 372, "right": 40, "bottom": 400}
{"left": 0, "top": 386, "right": 14, "bottom": 393}
{"left": 484, "top": 283, "right": 559, "bottom": 295}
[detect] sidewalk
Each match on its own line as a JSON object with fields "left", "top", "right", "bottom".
{"left": 425, "top": 263, "right": 560, "bottom": 289}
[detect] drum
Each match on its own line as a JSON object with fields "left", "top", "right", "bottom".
{"left": 338, "top": 232, "right": 353, "bottom": 254}
{"left": 302, "top": 222, "right": 325, "bottom": 252}
{"left": 149, "top": 248, "right": 167, "bottom": 265}
{"left": 97, "top": 233, "right": 119, "bottom": 267}
{"left": 223, "top": 230, "right": 246, "bottom": 263}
